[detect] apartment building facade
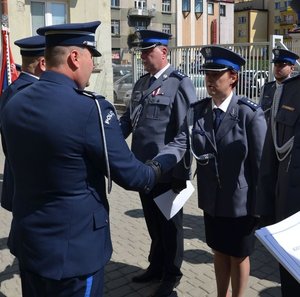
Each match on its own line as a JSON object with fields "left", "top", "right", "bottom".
{"left": 234, "top": 0, "right": 299, "bottom": 43}
{"left": 0, "top": 0, "right": 113, "bottom": 100}
{"left": 111, "top": 0, "right": 176, "bottom": 65}
{"left": 178, "top": 0, "right": 234, "bottom": 46}
{"left": 111, "top": 0, "right": 234, "bottom": 65}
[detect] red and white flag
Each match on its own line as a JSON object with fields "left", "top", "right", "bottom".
{"left": 0, "top": 25, "right": 18, "bottom": 95}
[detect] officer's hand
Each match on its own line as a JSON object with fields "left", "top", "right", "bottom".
{"left": 171, "top": 178, "right": 186, "bottom": 194}
{"left": 145, "top": 160, "right": 161, "bottom": 183}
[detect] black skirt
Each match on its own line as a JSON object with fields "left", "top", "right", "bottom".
{"left": 204, "top": 212, "right": 259, "bottom": 257}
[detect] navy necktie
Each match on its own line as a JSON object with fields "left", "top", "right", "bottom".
{"left": 148, "top": 76, "right": 156, "bottom": 87}
{"left": 213, "top": 108, "right": 223, "bottom": 132}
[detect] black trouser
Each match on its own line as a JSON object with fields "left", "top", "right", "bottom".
{"left": 279, "top": 264, "right": 300, "bottom": 297}
{"left": 139, "top": 182, "right": 183, "bottom": 282}
{"left": 20, "top": 267, "right": 104, "bottom": 297}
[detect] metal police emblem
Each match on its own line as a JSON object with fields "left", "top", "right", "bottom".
{"left": 136, "top": 31, "right": 142, "bottom": 41}
{"left": 274, "top": 49, "right": 280, "bottom": 59}
{"left": 205, "top": 47, "right": 212, "bottom": 58}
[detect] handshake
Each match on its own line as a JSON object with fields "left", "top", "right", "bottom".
{"left": 145, "top": 160, "right": 187, "bottom": 193}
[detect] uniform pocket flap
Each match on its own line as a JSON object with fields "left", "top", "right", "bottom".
{"left": 276, "top": 108, "right": 299, "bottom": 126}
{"left": 149, "top": 95, "right": 171, "bottom": 106}
{"left": 93, "top": 208, "right": 109, "bottom": 229}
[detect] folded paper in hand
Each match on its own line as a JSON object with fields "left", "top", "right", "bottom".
{"left": 154, "top": 181, "right": 194, "bottom": 220}
{"left": 255, "top": 211, "right": 300, "bottom": 284}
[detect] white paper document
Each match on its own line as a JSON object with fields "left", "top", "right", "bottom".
{"left": 255, "top": 211, "right": 300, "bottom": 283}
{"left": 154, "top": 181, "right": 195, "bottom": 220}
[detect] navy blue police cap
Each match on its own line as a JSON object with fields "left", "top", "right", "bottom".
{"left": 200, "top": 46, "right": 245, "bottom": 72}
{"left": 37, "top": 21, "right": 101, "bottom": 57}
{"left": 272, "top": 48, "right": 299, "bottom": 64}
{"left": 14, "top": 35, "right": 45, "bottom": 57}
{"left": 132, "top": 29, "right": 172, "bottom": 50}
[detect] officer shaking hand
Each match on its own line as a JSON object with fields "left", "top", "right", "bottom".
{"left": 0, "top": 21, "right": 174, "bottom": 297}
{"left": 120, "top": 29, "right": 197, "bottom": 297}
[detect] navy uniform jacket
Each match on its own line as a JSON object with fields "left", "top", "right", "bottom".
{"left": 120, "top": 66, "right": 197, "bottom": 182}
{"left": 0, "top": 71, "right": 160, "bottom": 280}
{"left": 190, "top": 95, "right": 266, "bottom": 217}
{"left": 256, "top": 75, "right": 300, "bottom": 222}
{"left": 0, "top": 72, "right": 39, "bottom": 211}
{"left": 0, "top": 72, "right": 38, "bottom": 115}
{"left": 259, "top": 81, "right": 276, "bottom": 123}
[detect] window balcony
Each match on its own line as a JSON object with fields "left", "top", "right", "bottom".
{"left": 128, "top": 8, "right": 156, "bottom": 18}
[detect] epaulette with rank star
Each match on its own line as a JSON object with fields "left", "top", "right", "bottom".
{"left": 170, "top": 70, "right": 187, "bottom": 80}
{"left": 75, "top": 88, "right": 105, "bottom": 100}
{"left": 238, "top": 97, "right": 259, "bottom": 111}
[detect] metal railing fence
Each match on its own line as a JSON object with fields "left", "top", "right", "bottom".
{"left": 131, "top": 37, "right": 300, "bottom": 103}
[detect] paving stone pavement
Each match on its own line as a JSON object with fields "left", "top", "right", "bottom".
{"left": 0, "top": 145, "right": 282, "bottom": 297}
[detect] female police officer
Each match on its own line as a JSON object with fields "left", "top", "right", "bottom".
{"left": 188, "top": 46, "right": 267, "bottom": 297}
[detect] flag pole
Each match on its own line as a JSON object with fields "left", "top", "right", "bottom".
{"left": 1, "top": 0, "right": 12, "bottom": 84}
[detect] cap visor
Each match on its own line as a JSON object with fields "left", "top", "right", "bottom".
{"left": 135, "top": 43, "right": 158, "bottom": 51}
{"left": 90, "top": 47, "right": 101, "bottom": 57}
{"left": 200, "top": 63, "right": 232, "bottom": 72}
{"left": 272, "top": 60, "right": 292, "bottom": 64}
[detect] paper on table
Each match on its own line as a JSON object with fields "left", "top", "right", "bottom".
{"left": 255, "top": 211, "right": 300, "bottom": 283}
{"left": 154, "top": 181, "right": 195, "bottom": 220}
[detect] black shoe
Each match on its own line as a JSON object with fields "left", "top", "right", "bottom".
{"left": 151, "top": 280, "right": 179, "bottom": 297}
{"left": 132, "top": 269, "right": 162, "bottom": 283}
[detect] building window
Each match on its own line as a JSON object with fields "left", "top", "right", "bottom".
{"left": 220, "top": 4, "right": 226, "bottom": 16}
{"left": 208, "top": 3, "right": 214, "bottom": 15}
{"left": 111, "top": 0, "right": 120, "bottom": 7}
{"left": 195, "top": 0, "right": 203, "bottom": 13}
{"left": 135, "top": 0, "right": 147, "bottom": 9}
{"left": 274, "top": 16, "right": 281, "bottom": 23}
{"left": 285, "top": 14, "right": 294, "bottom": 24}
{"left": 162, "top": 0, "right": 171, "bottom": 13}
{"left": 135, "top": 20, "right": 148, "bottom": 30}
{"left": 284, "top": 1, "right": 291, "bottom": 9}
{"left": 275, "top": 2, "right": 280, "bottom": 9}
{"left": 238, "top": 16, "right": 246, "bottom": 24}
{"left": 162, "top": 23, "right": 171, "bottom": 35}
{"left": 238, "top": 30, "right": 246, "bottom": 37}
{"left": 111, "top": 20, "right": 120, "bottom": 36}
{"left": 31, "top": 1, "right": 67, "bottom": 35}
{"left": 182, "top": 0, "right": 191, "bottom": 13}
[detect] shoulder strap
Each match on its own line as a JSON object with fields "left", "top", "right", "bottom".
{"left": 238, "top": 97, "right": 259, "bottom": 111}
{"left": 170, "top": 70, "right": 187, "bottom": 80}
{"left": 75, "top": 88, "right": 106, "bottom": 100}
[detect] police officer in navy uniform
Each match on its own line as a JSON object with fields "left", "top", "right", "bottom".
{"left": 259, "top": 48, "right": 299, "bottom": 123}
{"left": 182, "top": 46, "right": 266, "bottom": 296}
{"left": 0, "top": 21, "right": 175, "bottom": 297}
{"left": 0, "top": 35, "right": 46, "bottom": 211}
{"left": 0, "top": 35, "right": 46, "bottom": 115}
{"left": 120, "top": 30, "right": 197, "bottom": 296}
{"left": 256, "top": 58, "right": 300, "bottom": 295}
